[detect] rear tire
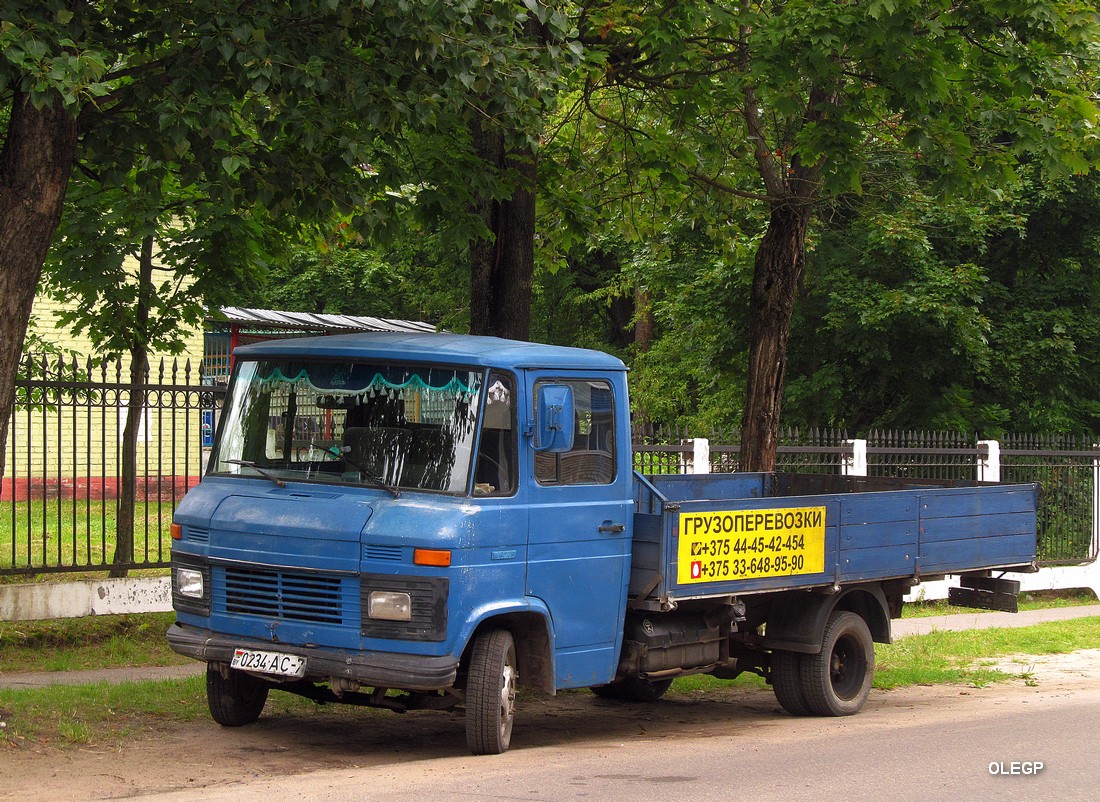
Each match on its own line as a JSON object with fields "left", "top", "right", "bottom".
{"left": 591, "top": 677, "right": 673, "bottom": 702}
{"left": 800, "top": 611, "right": 874, "bottom": 716}
{"left": 771, "top": 650, "right": 812, "bottom": 716}
{"left": 207, "top": 664, "right": 269, "bottom": 726}
{"left": 465, "top": 629, "right": 518, "bottom": 755}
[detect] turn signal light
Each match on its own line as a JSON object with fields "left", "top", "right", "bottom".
{"left": 170, "top": 523, "right": 183, "bottom": 540}
{"left": 413, "top": 548, "right": 451, "bottom": 567}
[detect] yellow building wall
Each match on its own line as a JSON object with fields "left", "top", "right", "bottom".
{"left": 8, "top": 291, "right": 208, "bottom": 493}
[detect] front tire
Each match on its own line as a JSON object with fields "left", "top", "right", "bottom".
{"left": 465, "top": 629, "right": 518, "bottom": 755}
{"left": 800, "top": 611, "right": 874, "bottom": 716}
{"left": 207, "top": 664, "right": 269, "bottom": 726}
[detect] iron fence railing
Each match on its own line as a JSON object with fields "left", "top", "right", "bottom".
{"left": 4, "top": 369, "right": 1098, "bottom": 576}
{"left": 2, "top": 356, "right": 222, "bottom": 577}
{"left": 632, "top": 424, "right": 1099, "bottom": 566}
{"left": 1000, "top": 434, "right": 1099, "bottom": 567}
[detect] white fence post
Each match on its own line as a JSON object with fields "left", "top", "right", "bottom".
{"left": 692, "top": 438, "right": 711, "bottom": 474}
{"left": 842, "top": 439, "right": 867, "bottom": 477}
{"left": 977, "top": 439, "right": 1001, "bottom": 482}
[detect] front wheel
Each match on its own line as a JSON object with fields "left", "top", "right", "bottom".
{"left": 207, "top": 664, "right": 269, "bottom": 726}
{"left": 800, "top": 611, "right": 874, "bottom": 716}
{"left": 465, "top": 629, "right": 518, "bottom": 755}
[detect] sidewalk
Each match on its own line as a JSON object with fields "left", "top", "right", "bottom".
{"left": 0, "top": 662, "right": 203, "bottom": 690}
{"left": 891, "top": 603, "right": 1100, "bottom": 638}
{"left": 1, "top": 605, "right": 1097, "bottom": 690}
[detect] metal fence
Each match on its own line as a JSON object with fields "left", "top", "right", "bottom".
{"left": 3, "top": 364, "right": 1098, "bottom": 577}
{"left": 632, "top": 424, "right": 1100, "bottom": 566}
{"left": 2, "top": 356, "right": 221, "bottom": 577}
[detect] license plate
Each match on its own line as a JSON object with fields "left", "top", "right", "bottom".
{"left": 230, "top": 648, "right": 307, "bottom": 678}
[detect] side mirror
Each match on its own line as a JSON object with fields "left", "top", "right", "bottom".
{"left": 535, "top": 384, "right": 575, "bottom": 453}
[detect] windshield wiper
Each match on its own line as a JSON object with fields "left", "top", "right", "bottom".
{"left": 221, "top": 459, "right": 286, "bottom": 488}
{"left": 325, "top": 446, "right": 401, "bottom": 498}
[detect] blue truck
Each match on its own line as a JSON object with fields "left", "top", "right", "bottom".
{"left": 167, "top": 332, "right": 1039, "bottom": 754}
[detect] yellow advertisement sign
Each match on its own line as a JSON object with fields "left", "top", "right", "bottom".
{"left": 676, "top": 506, "right": 827, "bottom": 584}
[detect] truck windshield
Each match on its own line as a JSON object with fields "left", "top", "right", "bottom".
{"left": 210, "top": 359, "right": 484, "bottom": 494}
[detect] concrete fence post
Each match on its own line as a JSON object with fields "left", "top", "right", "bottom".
{"left": 842, "top": 439, "right": 868, "bottom": 477}
{"left": 977, "top": 439, "right": 1001, "bottom": 482}
{"left": 692, "top": 438, "right": 711, "bottom": 475}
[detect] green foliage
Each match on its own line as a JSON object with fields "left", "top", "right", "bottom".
{"left": 44, "top": 171, "right": 271, "bottom": 359}
{"left": 624, "top": 228, "right": 755, "bottom": 430}
{"left": 979, "top": 174, "right": 1100, "bottom": 432}
{"left": 6, "top": 0, "right": 1100, "bottom": 448}
{"left": 236, "top": 234, "right": 469, "bottom": 332}
{"left": 516, "top": 1, "right": 1095, "bottom": 459}
{"left": 4, "top": 0, "right": 581, "bottom": 354}
{"left": 783, "top": 171, "right": 1100, "bottom": 434}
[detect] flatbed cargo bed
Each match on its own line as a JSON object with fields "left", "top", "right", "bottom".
{"left": 629, "top": 472, "right": 1039, "bottom": 611}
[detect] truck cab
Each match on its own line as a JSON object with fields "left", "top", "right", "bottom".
{"left": 168, "top": 332, "right": 635, "bottom": 753}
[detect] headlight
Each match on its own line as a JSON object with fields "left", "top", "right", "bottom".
{"left": 368, "top": 590, "right": 412, "bottom": 621}
{"left": 176, "top": 567, "right": 205, "bottom": 599}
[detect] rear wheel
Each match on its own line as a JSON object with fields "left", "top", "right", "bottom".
{"left": 206, "top": 664, "right": 269, "bottom": 726}
{"left": 465, "top": 629, "right": 518, "bottom": 755}
{"left": 800, "top": 611, "right": 874, "bottom": 716}
{"left": 591, "top": 677, "right": 674, "bottom": 702}
{"left": 771, "top": 650, "right": 811, "bottom": 716}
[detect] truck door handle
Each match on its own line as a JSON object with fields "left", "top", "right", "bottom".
{"left": 598, "top": 522, "right": 626, "bottom": 534}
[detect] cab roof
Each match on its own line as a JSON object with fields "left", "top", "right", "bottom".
{"left": 232, "top": 332, "right": 628, "bottom": 372}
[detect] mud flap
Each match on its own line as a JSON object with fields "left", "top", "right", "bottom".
{"left": 948, "top": 575, "right": 1021, "bottom": 613}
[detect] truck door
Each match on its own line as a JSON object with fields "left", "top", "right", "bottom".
{"left": 523, "top": 371, "right": 632, "bottom": 688}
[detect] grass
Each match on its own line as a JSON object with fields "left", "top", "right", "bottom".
{"left": 873, "top": 617, "right": 1100, "bottom": 688}
{"left": 0, "top": 674, "right": 375, "bottom": 748}
{"left": 0, "top": 612, "right": 187, "bottom": 673}
{"left": 0, "top": 499, "right": 175, "bottom": 580}
{"left": 3, "top": 614, "right": 1098, "bottom": 749}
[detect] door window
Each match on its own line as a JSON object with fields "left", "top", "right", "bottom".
{"left": 473, "top": 371, "right": 517, "bottom": 495}
{"left": 534, "top": 379, "right": 616, "bottom": 486}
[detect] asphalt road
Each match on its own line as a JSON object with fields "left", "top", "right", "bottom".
{"left": 1, "top": 605, "right": 1097, "bottom": 800}
{"left": 138, "top": 657, "right": 1100, "bottom": 802}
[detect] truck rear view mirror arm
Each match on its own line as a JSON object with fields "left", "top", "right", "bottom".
{"left": 534, "top": 384, "right": 575, "bottom": 453}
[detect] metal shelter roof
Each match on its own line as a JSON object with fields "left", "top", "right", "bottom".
{"left": 211, "top": 307, "right": 436, "bottom": 334}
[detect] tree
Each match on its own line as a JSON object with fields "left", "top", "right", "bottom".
{"left": 573, "top": 0, "right": 1100, "bottom": 469}
{"left": 783, "top": 181, "right": 1007, "bottom": 431}
{"left": 0, "top": 0, "right": 573, "bottom": 482}
{"left": 44, "top": 164, "right": 269, "bottom": 574}
{"left": 239, "top": 233, "right": 469, "bottom": 330}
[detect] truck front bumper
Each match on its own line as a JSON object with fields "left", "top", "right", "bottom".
{"left": 166, "top": 623, "right": 460, "bottom": 691}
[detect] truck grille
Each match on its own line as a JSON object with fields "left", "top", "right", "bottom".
{"left": 221, "top": 566, "right": 344, "bottom": 625}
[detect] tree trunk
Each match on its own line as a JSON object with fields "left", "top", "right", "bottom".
{"left": 634, "top": 287, "right": 655, "bottom": 352}
{"left": 111, "top": 235, "right": 154, "bottom": 577}
{"left": 468, "top": 119, "right": 536, "bottom": 341}
{"left": 738, "top": 201, "right": 813, "bottom": 472}
{"left": 0, "top": 91, "right": 79, "bottom": 484}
